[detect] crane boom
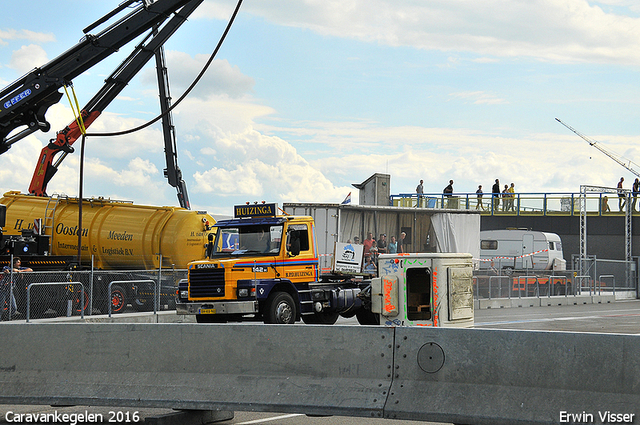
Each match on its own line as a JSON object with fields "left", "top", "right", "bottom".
{"left": 555, "top": 118, "right": 640, "bottom": 178}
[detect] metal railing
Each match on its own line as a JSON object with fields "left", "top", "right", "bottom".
{"left": 27, "top": 282, "right": 84, "bottom": 322}
{"left": 474, "top": 263, "right": 636, "bottom": 301}
{"left": 391, "top": 191, "right": 639, "bottom": 216}
{"left": 1, "top": 268, "right": 186, "bottom": 321}
{"left": 108, "top": 280, "right": 156, "bottom": 317}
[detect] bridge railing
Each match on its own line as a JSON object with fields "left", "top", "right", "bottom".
{"left": 390, "top": 191, "right": 636, "bottom": 216}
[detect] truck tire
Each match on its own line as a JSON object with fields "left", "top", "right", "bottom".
{"left": 356, "top": 308, "right": 380, "bottom": 325}
{"left": 264, "top": 292, "right": 296, "bottom": 324}
{"left": 109, "top": 284, "right": 127, "bottom": 314}
{"left": 72, "top": 288, "right": 90, "bottom": 315}
{"left": 302, "top": 311, "right": 339, "bottom": 325}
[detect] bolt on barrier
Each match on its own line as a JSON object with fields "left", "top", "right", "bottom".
{"left": 27, "top": 282, "right": 84, "bottom": 322}
{"left": 108, "top": 280, "right": 156, "bottom": 317}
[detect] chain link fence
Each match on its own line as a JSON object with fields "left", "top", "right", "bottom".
{"left": 1, "top": 267, "right": 187, "bottom": 321}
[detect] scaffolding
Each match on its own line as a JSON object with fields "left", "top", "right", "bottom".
{"left": 579, "top": 185, "right": 632, "bottom": 288}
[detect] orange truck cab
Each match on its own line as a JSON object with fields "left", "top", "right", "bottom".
{"left": 177, "top": 203, "right": 369, "bottom": 324}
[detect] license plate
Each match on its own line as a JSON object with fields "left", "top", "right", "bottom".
{"left": 199, "top": 308, "right": 217, "bottom": 314}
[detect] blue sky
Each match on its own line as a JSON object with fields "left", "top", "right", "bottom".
{"left": 2, "top": 0, "right": 640, "bottom": 215}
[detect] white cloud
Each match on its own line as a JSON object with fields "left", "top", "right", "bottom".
{"left": 192, "top": 126, "right": 351, "bottom": 203}
{"left": 200, "top": 0, "right": 640, "bottom": 65}
{"left": 9, "top": 44, "right": 49, "bottom": 73}
{"left": 141, "top": 52, "right": 254, "bottom": 99}
{"left": 0, "top": 29, "right": 55, "bottom": 46}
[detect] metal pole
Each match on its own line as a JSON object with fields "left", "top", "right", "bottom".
{"left": 77, "top": 134, "right": 86, "bottom": 267}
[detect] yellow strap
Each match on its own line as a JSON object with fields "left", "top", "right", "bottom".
{"left": 63, "top": 84, "right": 86, "bottom": 135}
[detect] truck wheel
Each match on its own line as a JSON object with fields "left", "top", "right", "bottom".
{"left": 356, "top": 309, "right": 380, "bottom": 325}
{"left": 109, "top": 285, "right": 127, "bottom": 314}
{"left": 302, "top": 311, "right": 339, "bottom": 325}
{"left": 265, "top": 292, "right": 296, "bottom": 324}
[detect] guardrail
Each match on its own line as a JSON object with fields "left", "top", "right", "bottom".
{"left": 0, "top": 323, "right": 637, "bottom": 424}
{"left": 26, "top": 282, "right": 84, "bottom": 322}
{"left": 390, "top": 191, "right": 638, "bottom": 216}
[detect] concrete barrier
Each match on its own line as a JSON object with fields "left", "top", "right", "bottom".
{"left": 0, "top": 323, "right": 394, "bottom": 419}
{"left": 387, "top": 327, "right": 640, "bottom": 425}
{"left": 0, "top": 323, "right": 638, "bottom": 424}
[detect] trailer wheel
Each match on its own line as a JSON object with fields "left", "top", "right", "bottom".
{"left": 109, "top": 285, "right": 126, "bottom": 314}
{"left": 302, "top": 311, "right": 339, "bottom": 325}
{"left": 72, "top": 288, "right": 90, "bottom": 315}
{"left": 356, "top": 308, "right": 380, "bottom": 325}
{"left": 265, "top": 292, "right": 296, "bottom": 324}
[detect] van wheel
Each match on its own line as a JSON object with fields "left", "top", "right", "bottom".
{"left": 265, "top": 292, "right": 296, "bottom": 324}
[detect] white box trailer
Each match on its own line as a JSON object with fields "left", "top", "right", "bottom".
{"left": 283, "top": 203, "right": 480, "bottom": 276}
{"left": 479, "top": 229, "right": 565, "bottom": 271}
{"left": 371, "top": 253, "right": 474, "bottom": 327}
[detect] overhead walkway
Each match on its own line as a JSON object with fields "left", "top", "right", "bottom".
{"left": 391, "top": 191, "right": 638, "bottom": 216}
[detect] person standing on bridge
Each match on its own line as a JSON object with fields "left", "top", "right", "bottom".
{"left": 476, "top": 185, "right": 484, "bottom": 210}
{"left": 632, "top": 178, "right": 639, "bottom": 212}
{"left": 617, "top": 177, "right": 626, "bottom": 211}
{"left": 492, "top": 179, "right": 500, "bottom": 212}
{"left": 416, "top": 179, "right": 424, "bottom": 207}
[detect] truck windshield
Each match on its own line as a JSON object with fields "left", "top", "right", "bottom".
{"left": 212, "top": 224, "right": 283, "bottom": 256}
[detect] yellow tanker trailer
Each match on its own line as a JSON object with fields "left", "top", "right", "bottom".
{"left": 0, "top": 191, "right": 215, "bottom": 315}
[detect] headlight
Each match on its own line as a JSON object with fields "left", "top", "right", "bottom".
{"left": 238, "top": 288, "right": 249, "bottom": 297}
{"left": 179, "top": 290, "right": 189, "bottom": 299}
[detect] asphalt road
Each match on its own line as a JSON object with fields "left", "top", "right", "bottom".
{"left": 1, "top": 299, "right": 639, "bottom": 424}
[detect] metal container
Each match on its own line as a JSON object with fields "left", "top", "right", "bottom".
{"left": 1, "top": 191, "right": 215, "bottom": 269}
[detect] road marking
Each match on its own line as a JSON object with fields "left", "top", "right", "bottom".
{"left": 236, "top": 413, "right": 305, "bottom": 425}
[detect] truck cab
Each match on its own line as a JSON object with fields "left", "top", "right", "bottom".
{"left": 177, "top": 204, "right": 324, "bottom": 323}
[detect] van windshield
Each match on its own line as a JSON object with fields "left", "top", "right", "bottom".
{"left": 212, "top": 224, "right": 283, "bottom": 256}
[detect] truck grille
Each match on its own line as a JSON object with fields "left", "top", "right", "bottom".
{"left": 189, "top": 267, "right": 225, "bottom": 298}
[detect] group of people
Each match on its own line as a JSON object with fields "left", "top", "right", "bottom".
{"left": 349, "top": 231, "right": 407, "bottom": 272}
{"left": 615, "top": 177, "right": 640, "bottom": 212}
{"left": 485, "top": 179, "right": 517, "bottom": 212}
{"left": 416, "top": 179, "right": 517, "bottom": 211}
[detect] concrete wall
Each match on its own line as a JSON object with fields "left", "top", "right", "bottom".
{"left": 0, "top": 323, "right": 638, "bottom": 424}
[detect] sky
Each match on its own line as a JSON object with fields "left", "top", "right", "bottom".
{"left": 1, "top": 0, "right": 640, "bottom": 216}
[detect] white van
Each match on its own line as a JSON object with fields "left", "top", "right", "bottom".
{"left": 479, "top": 229, "right": 565, "bottom": 271}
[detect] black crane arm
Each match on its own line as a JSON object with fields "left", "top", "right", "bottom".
{"left": 22, "top": 0, "right": 203, "bottom": 206}
{"left": 0, "top": 0, "right": 200, "bottom": 153}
